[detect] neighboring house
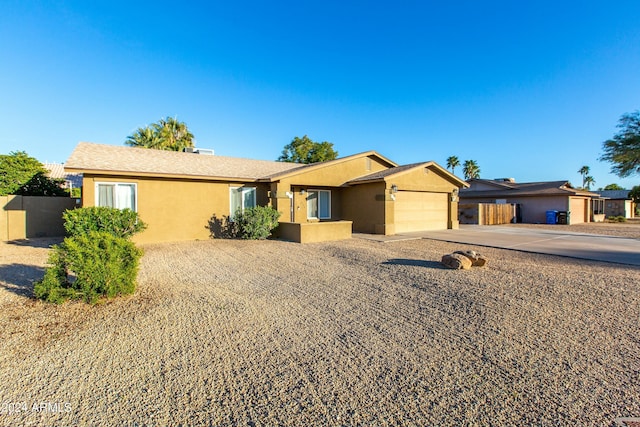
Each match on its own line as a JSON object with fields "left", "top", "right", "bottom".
{"left": 594, "top": 190, "right": 637, "bottom": 219}
{"left": 43, "top": 162, "right": 83, "bottom": 193}
{"left": 459, "top": 178, "right": 599, "bottom": 224}
{"left": 64, "top": 142, "right": 468, "bottom": 244}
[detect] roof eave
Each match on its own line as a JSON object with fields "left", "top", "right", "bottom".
{"left": 67, "top": 168, "right": 262, "bottom": 182}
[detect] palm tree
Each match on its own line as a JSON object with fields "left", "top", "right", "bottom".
{"left": 578, "top": 165, "right": 590, "bottom": 189}
{"left": 125, "top": 117, "right": 195, "bottom": 151}
{"left": 446, "top": 156, "right": 460, "bottom": 175}
{"left": 126, "top": 126, "right": 163, "bottom": 149}
{"left": 155, "top": 117, "right": 195, "bottom": 151}
{"left": 584, "top": 176, "right": 595, "bottom": 190}
{"left": 463, "top": 160, "right": 480, "bottom": 180}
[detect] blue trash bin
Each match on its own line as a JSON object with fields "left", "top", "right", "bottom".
{"left": 546, "top": 210, "right": 558, "bottom": 224}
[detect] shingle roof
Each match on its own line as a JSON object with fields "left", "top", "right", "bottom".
{"left": 346, "top": 161, "right": 468, "bottom": 187}
{"left": 461, "top": 179, "right": 599, "bottom": 197}
{"left": 348, "top": 162, "right": 427, "bottom": 183}
{"left": 65, "top": 142, "right": 303, "bottom": 181}
{"left": 44, "top": 162, "right": 83, "bottom": 188}
{"left": 594, "top": 190, "right": 631, "bottom": 199}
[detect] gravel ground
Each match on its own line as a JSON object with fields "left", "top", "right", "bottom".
{"left": 1, "top": 232, "right": 639, "bottom": 426}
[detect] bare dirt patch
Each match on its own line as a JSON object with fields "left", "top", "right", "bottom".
{"left": 1, "top": 237, "right": 639, "bottom": 426}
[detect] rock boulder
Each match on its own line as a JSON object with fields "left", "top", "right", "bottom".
{"left": 441, "top": 253, "right": 473, "bottom": 270}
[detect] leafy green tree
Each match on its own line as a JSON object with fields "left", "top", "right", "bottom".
{"left": 0, "top": 151, "right": 67, "bottom": 196}
{"left": 629, "top": 185, "right": 640, "bottom": 204}
{"left": 578, "top": 165, "right": 590, "bottom": 189}
{"left": 600, "top": 111, "right": 640, "bottom": 177}
{"left": 603, "top": 183, "right": 624, "bottom": 190}
{"left": 463, "top": 160, "right": 480, "bottom": 180}
{"left": 446, "top": 156, "right": 460, "bottom": 175}
{"left": 126, "top": 117, "right": 195, "bottom": 151}
{"left": 278, "top": 135, "right": 338, "bottom": 164}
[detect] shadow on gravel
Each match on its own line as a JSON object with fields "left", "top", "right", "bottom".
{"left": 383, "top": 258, "right": 447, "bottom": 269}
{"left": 0, "top": 264, "right": 44, "bottom": 298}
{"left": 6, "top": 238, "right": 62, "bottom": 248}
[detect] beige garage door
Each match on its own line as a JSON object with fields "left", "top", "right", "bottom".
{"left": 569, "top": 197, "right": 588, "bottom": 224}
{"left": 394, "top": 191, "right": 448, "bottom": 233}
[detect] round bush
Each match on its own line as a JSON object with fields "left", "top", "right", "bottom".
{"left": 35, "top": 231, "right": 143, "bottom": 304}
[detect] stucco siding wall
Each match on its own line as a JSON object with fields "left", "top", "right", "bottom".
{"left": 278, "top": 155, "right": 390, "bottom": 188}
{"left": 392, "top": 167, "right": 460, "bottom": 193}
{"left": 341, "top": 182, "right": 387, "bottom": 234}
{"left": 82, "top": 174, "right": 268, "bottom": 244}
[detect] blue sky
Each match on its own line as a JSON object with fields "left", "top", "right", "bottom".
{"left": 1, "top": 0, "right": 639, "bottom": 189}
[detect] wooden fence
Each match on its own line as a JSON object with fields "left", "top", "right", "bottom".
{"left": 459, "top": 203, "right": 515, "bottom": 225}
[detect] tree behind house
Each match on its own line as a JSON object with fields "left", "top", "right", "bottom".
{"left": 463, "top": 160, "right": 480, "bottom": 180}
{"left": 126, "top": 117, "right": 195, "bottom": 152}
{"left": 0, "top": 151, "right": 67, "bottom": 196}
{"left": 278, "top": 135, "right": 338, "bottom": 164}
{"left": 446, "top": 156, "right": 460, "bottom": 175}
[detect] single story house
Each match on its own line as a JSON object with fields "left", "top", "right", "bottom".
{"left": 459, "top": 178, "right": 599, "bottom": 224}
{"left": 593, "top": 190, "right": 637, "bottom": 219}
{"left": 64, "top": 142, "right": 468, "bottom": 244}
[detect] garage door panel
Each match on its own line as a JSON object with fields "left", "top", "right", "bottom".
{"left": 570, "top": 198, "right": 587, "bottom": 224}
{"left": 395, "top": 191, "right": 448, "bottom": 233}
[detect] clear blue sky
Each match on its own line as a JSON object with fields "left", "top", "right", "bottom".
{"left": 1, "top": 0, "right": 639, "bottom": 189}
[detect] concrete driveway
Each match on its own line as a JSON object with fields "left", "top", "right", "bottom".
{"left": 400, "top": 225, "right": 640, "bottom": 266}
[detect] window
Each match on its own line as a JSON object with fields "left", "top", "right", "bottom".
{"left": 307, "top": 190, "right": 331, "bottom": 219}
{"left": 230, "top": 187, "right": 256, "bottom": 217}
{"left": 95, "top": 183, "right": 137, "bottom": 211}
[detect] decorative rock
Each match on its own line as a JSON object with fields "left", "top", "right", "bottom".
{"left": 454, "top": 250, "right": 488, "bottom": 267}
{"left": 441, "top": 253, "right": 472, "bottom": 270}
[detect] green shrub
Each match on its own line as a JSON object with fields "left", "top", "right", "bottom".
{"left": 34, "top": 231, "right": 143, "bottom": 304}
{"left": 63, "top": 207, "right": 146, "bottom": 239}
{"left": 234, "top": 206, "right": 281, "bottom": 240}
{"left": 607, "top": 215, "right": 627, "bottom": 223}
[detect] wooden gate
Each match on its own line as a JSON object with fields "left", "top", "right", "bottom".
{"left": 459, "top": 203, "right": 515, "bottom": 225}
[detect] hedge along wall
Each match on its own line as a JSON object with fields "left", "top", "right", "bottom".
{"left": 1, "top": 195, "right": 78, "bottom": 241}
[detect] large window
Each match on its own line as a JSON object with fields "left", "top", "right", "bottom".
{"left": 95, "top": 183, "right": 137, "bottom": 211}
{"left": 307, "top": 190, "right": 331, "bottom": 219}
{"left": 230, "top": 187, "right": 256, "bottom": 217}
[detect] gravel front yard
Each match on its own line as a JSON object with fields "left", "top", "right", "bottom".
{"left": 1, "top": 235, "right": 639, "bottom": 426}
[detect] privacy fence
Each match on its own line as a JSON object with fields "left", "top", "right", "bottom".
{"left": 1, "top": 195, "right": 78, "bottom": 241}
{"left": 458, "top": 203, "right": 516, "bottom": 225}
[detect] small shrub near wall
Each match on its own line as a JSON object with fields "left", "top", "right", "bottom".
{"left": 234, "top": 206, "right": 281, "bottom": 240}
{"left": 63, "top": 206, "right": 146, "bottom": 239}
{"left": 35, "top": 207, "right": 146, "bottom": 304}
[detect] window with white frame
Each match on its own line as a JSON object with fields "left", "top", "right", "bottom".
{"left": 307, "top": 190, "right": 331, "bottom": 219}
{"left": 95, "top": 182, "right": 137, "bottom": 211}
{"left": 230, "top": 187, "right": 256, "bottom": 217}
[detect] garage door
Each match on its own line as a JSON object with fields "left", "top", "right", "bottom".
{"left": 569, "top": 197, "right": 588, "bottom": 224}
{"left": 394, "top": 191, "right": 448, "bottom": 233}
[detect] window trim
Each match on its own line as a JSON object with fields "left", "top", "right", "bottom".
{"left": 307, "top": 189, "right": 331, "bottom": 220}
{"left": 229, "top": 186, "right": 257, "bottom": 217}
{"left": 94, "top": 182, "right": 138, "bottom": 211}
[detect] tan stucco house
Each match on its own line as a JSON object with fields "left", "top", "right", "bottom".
{"left": 460, "top": 178, "right": 599, "bottom": 224}
{"left": 65, "top": 142, "right": 467, "bottom": 243}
